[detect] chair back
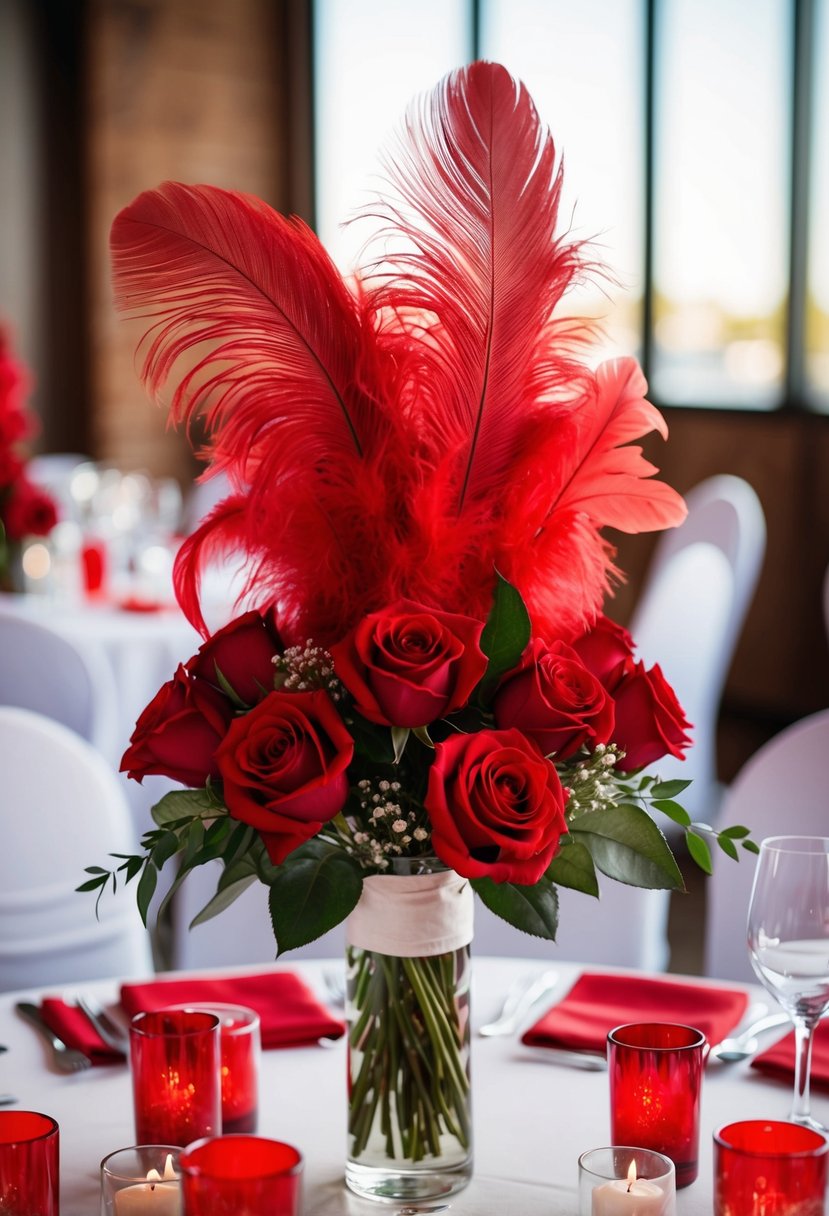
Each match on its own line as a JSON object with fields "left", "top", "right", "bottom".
{"left": 704, "top": 707, "right": 829, "bottom": 982}
{"left": 0, "top": 607, "right": 120, "bottom": 760}
{"left": 630, "top": 474, "right": 766, "bottom": 824}
{"left": 0, "top": 707, "right": 153, "bottom": 990}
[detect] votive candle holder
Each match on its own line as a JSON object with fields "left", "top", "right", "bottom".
{"left": 578, "top": 1146, "right": 676, "bottom": 1215}
{"left": 100, "top": 1145, "right": 181, "bottom": 1215}
{"left": 713, "top": 1119, "right": 829, "bottom": 1216}
{"left": 0, "top": 1110, "right": 59, "bottom": 1216}
{"left": 179, "top": 1135, "right": 303, "bottom": 1215}
{"left": 608, "top": 1022, "right": 706, "bottom": 1188}
{"left": 162, "top": 1003, "right": 260, "bottom": 1134}
{"left": 129, "top": 1010, "right": 221, "bottom": 1147}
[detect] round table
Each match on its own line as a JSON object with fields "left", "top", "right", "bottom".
{"left": 0, "top": 958, "right": 820, "bottom": 1215}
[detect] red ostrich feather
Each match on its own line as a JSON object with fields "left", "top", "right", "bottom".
{"left": 110, "top": 62, "right": 685, "bottom": 645}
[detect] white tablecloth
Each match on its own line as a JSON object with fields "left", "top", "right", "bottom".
{"left": 1, "top": 958, "right": 822, "bottom": 1215}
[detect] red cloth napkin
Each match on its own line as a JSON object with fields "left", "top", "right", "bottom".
{"left": 521, "top": 972, "right": 750, "bottom": 1054}
{"left": 751, "top": 1020, "right": 829, "bottom": 1089}
{"left": 39, "top": 999, "right": 124, "bottom": 1065}
{"left": 120, "top": 970, "right": 345, "bottom": 1050}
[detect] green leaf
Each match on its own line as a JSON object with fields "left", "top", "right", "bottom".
{"left": 83, "top": 865, "right": 109, "bottom": 875}
{"left": 720, "top": 824, "right": 751, "bottom": 839}
{"left": 189, "top": 872, "right": 259, "bottom": 929}
{"left": 742, "top": 839, "right": 760, "bottom": 855}
{"left": 651, "top": 799, "right": 691, "bottom": 827}
{"left": 545, "top": 838, "right": 599, "bottom": 897}
{"left": 412, "top": 725, "right": 434, "bottom": 749}
{"left": 150, "top": 830, "right": 180, "bottom": 869}
{"left": 268, "top": 839, "right": 363, "bottom": 954}
{"left": 213, "top": 663, "right": 249, "bottom": 709}
{"left": 686, "top": 830, "right": 713, "bottom": 875}
{"left": 477, "top": 571, "right": 531, "bottom": 700}
{"left": 136, "top": 863, "right": 158, "bottom": 927}
{"left": 649, "top": 778, "right": 691, "bottom": 798}
{"left": 391, "top": 726, "right": 410, "bottom": 764}
{"left": 717, "top": 834, "right": 739, "bottom": 862}
{"left": 151, "top": 788, "right": 218, "bottom": 827}
{"left": 571, "top": 804, "right": 685, "bottom": 891}
{"left": 76, "top": 875, "right": 108, "bottom": 893}
{"left": 471, "top": 875, "right": 559, "bottom": 940}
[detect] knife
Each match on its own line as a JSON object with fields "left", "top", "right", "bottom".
{"left": 521, "top": 1045, "right": 607, "bottom": 1070}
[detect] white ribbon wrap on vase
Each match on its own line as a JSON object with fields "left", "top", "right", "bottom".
{"left": 346, "top": 870, "right": 474, "bottom": 957}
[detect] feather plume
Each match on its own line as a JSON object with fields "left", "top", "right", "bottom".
{"left": 111, "top": 63, "right": 686, "bottom": 645}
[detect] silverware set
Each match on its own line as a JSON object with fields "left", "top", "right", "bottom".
{"left": 14, "top": 996, "right": 130, "bottom": 1073}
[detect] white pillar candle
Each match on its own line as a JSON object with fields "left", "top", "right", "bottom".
{"left": 592, "top": 1160, "right": 668, "bottom": 1215}
{"left": 113, "top": 1155, "right": 180, "bottom": 1216}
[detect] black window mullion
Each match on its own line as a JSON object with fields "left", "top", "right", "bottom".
{"left": 785, "top": 0, "right": 816, "bottom": 409}
{"left": 641, "top": 0, "right": 657, "bottom": 387}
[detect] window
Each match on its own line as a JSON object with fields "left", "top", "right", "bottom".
{"left": 313, "top": 0, "right": 828, "bottom": 412}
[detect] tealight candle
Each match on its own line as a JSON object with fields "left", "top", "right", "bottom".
{"left": 101, "top": 1146, "right": 182, "bottom": 1216}
{"left": 578, "top": 1147, "right": 676, "bottom": 1216}
{"left": 114, "top": 1155, "right": 179, "bottom": 1215}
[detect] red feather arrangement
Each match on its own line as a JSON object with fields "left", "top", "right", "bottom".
{"left": 110, "top": 62, "right": 685, "bottom": 645}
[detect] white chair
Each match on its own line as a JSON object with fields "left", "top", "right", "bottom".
{"left": 0, "top": 707, "right": 154, "bottom": 991}
{"left": 0, "top": 608, "right": 120, "bottom": 761}
{"left": 704, "top": 708, "right": 829, "bottom": 983}
{"left": 629, "top": 474, "right": 766, "bottom": 826}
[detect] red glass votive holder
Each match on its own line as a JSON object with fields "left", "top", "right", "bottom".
{"left": 129, "top": 1010, "right": 221, "bottom": 1147}
{"left": 0, "top": 1110, "right": 59, "bottom": 1216}
{"left": 163, "top": 1003, "right": 260, "bottom": 1133}
{"left": 714, "top": 1120, "right": 829, "bottom": 1216}
{"left": 608, "top": 1022, "right": 706, "bottom": 1188}
{"left": 179, "top": 1135, "right": 303, "bottom": 1215}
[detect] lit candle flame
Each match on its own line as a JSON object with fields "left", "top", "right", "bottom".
{"left": 145, "top": 1154, "right": 177, "bottom": 1187}
{"left": 626, "top": 1159, "right": 637, "bottom": 1192}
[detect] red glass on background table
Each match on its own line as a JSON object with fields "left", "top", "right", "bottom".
{"left": 129, "top": 1010, "right": 221, "bottom": 1147}
{"left": 179, "top": 1135, "right": 303, "bottom": 1215}
{"left": 163, "top": 1002, "right": 260, "bottom": 1133}
{"left": 713, "top": 1120, "right": 828, "bottom": 1216}
{"left": 0, "top": 1110, "right": 59, "bottom": 1216}
{"left": 608, "top": 1021, "right": 706, "bottom": 1188}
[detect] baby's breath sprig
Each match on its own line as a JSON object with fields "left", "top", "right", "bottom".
{"left": 558, "top": 743, "right": 625, "bottom": 819}
{"left": 273, "top": 641, "right": 344, "bottom": 700}
{"left": 339, "top": 776, "right": 432, "bottom": 871}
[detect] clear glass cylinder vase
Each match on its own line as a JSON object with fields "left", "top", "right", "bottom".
{"left": 344, "top": 865, "right": 473, "bottom": 1204}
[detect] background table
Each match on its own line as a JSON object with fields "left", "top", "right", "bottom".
{"left": 0, "top": 958, "right": 822, "bottom": 1215}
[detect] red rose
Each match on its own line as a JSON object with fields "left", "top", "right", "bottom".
{"left": 330, "top": 599, "right": 487, "bottom": 728}
{"left": 216, "top": 690, "right": 353, "bottom": 864}
{"left": 570, "top": 615, "right": 635, "bottom": 692}
{"left": 2, "top": 479, "right": 58, "bottom": 539}
{"left": 0, "top": 448, "right": 23, "bottom": 488}
{"left": 425, "top": 728, "right": 568, "bottom": 884}
{"left": 494, "top": 638, "right": 614, "bottom": 760}
{"left": 188, "top": 609, "right": 283, "bottom": 704}
{"left": 0, "top": 407, "right": 29, "bottom": 447}
{"left": 612, "top": 661, "right": 692, "bottom": 772}
{"left": 121, "top": 664, "right": 233, "bottom": 786}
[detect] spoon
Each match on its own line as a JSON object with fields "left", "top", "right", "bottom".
{"left": 709, "top": 1011, "right": 791, "bottom": 1062}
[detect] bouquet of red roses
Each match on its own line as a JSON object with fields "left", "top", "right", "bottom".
{"left": 0, "top": 328, "right": 58, "bottom": 579}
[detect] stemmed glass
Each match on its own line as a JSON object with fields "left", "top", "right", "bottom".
{"left": 747, "top": 835, "right": 829, "bottom": 1131}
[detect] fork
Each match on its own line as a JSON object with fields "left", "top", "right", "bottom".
{"left": 75, "top": 994, "right": 129, "bottom": 1054}
{"left": 15, "top": 1002, "right": 92, "bottom": 1073}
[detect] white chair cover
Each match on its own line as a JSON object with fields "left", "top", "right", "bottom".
{"left": 0, "top": 606, "right": 120, "bottom": 761}
{"left": 0, "top": 707, "right": 153, "bottom": 991}
{"left": 630, "top": 474, "right": 766, "bottom": 827}
{"left": 704, "top": 707, "right": 829, "bottom": 982}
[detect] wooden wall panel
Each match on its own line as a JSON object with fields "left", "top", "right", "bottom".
{"left": 86, "top": 0, "right": 286, "bottom": 481}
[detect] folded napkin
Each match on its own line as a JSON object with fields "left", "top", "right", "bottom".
{"left": 521, "top": 972, "right": 750, "bottom": 1055}
{"left": 120, "top": 970, "right": 345, "bottom": 1050}
{"left": 751, "top": 1020, "right": 829, "bottom": 1089}
{"left": 39, "top": 998, "right": 124, "bottom": 1066}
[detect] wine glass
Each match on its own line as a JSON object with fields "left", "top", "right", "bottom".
{"left": 747, "top": 835, "right": 829, "bottom": 1131}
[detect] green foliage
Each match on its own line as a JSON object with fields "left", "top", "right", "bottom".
{"left": 477, "top": 572, "right": 531, "bottom": 701}
{"left": 471, "top": 874, "right": 559, "bottom": 940}
{"left": 546, "top": 837, "right": 599, "bottom": 897}
{"left": 570, "top": 804, "right": 686, "bottom": 891}
{"left": 268, "top": 839, "right": 364, "bottom": 954}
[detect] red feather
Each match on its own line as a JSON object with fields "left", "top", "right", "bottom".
{"left": 111, "top": 64, "right": 686, "bottom": 646}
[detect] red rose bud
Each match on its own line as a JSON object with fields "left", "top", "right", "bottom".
{"left": 611, "top": 660, "right": 692, "bottom": 772}
{"left": 570, "top": 615, "right": 636, "bottom": 692}
{"left": 121, "top": 664, "right": 233, "bottom": 786}
{"left": 494, "top": 638, "right": 614, "bottom": 760}
{"left": 330, "top": 598, "right": 487, "bottom": 728}
{"left": 188, "top": 609, "right": 283, "bottom": 704}
{"left": 216, "top": 689, "right": 353, "bottom": 864}
{"left": 425, "top": 728, "right": 568, "bottom": 884}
